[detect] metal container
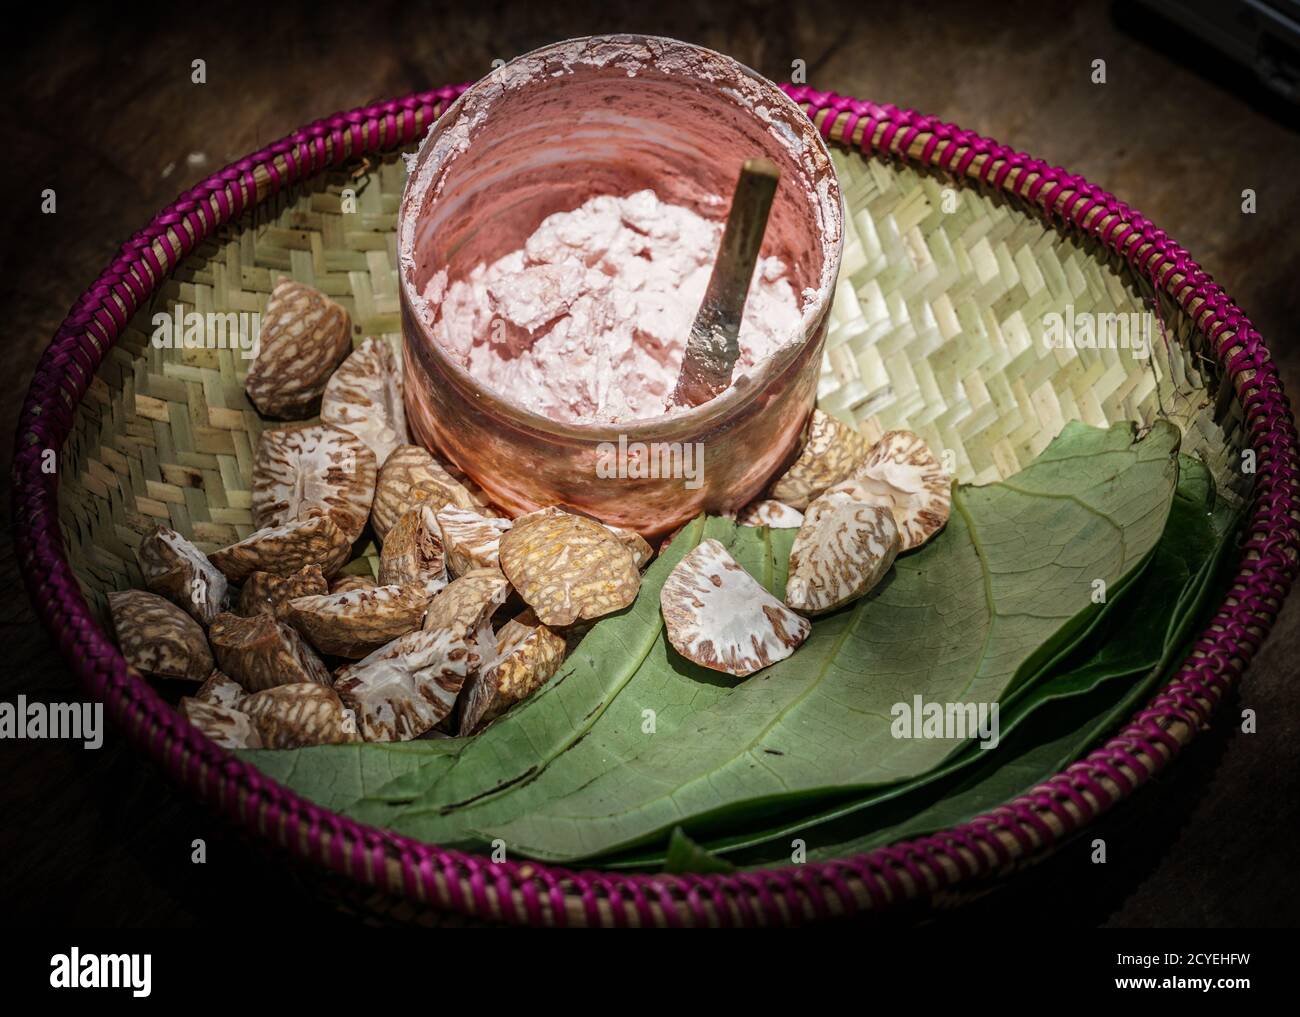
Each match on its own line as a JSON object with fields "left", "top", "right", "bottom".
{"left": 398, "top": 34, "right": 843, "bottom": 536}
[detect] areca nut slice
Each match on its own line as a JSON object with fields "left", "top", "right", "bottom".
{"left": 179, "top": 697, "right": 263, "bottom": 750}
{"left": 768, "top": 409, "right": 871, "bottom": 510}
{"left": 286, "top": 582, "right": 435, "bottom": 659}
{"left": 458, "top": 611, "right": 567, "bottom": 735}
{"left": 208, "top": 611, "right": 333, "bottom": 692}
{"left": 241, "top": 683, "right": 361, "bottom": 748}
{"left": 108, "top": 590, "right": 214, "bottom": 683}
{"left": 422, "top": 567, "right": 511, "bottom": 654}
{"left": 785, "top": 490, "right": 902, "bottom": 615}
{"left": 371, "top": 444, "right": 484, "bottom": 542}
{"left": 660, "top": 538, "right": 810, "bottom": 677}
{"left": 320, "top": 336, "right": 408, "bottom": 467}
{"left": 238, "top": 565, "right": 329, "bottom": 619}
{"left": 436, "top": 505, "right": 512, "bottom": 576}
{"left": 606, "top": 523, "right": 654, "bottom": 569}
{"left": 830, "top": 429, "right": 951, "bottom": 551}
{"left": 194, "top": 670, "right": 245, "bottom": 708}
{"left": 209, "top": 515, "right": 353, "bottom": 582}
{"left": 243, "top": 279, "right": 351, "bottom": 419}
{"left": 251, "top": 423, "right": 376, "bottom": 543}
{"left": 736, "top": 499, "right": 805, "bottom": 529}
{"left": 379, "top": 503, "right": 448, "bottom": 592}
{"left": 334, "top": 623, "right": 482, "bottom": 742}
{"left": 330, "top": 573, "right": 377, "bottom": 594}
{"left": 506, "top": 505, "right": 651, "bottom": 566}
{"left": 499, "top": 507, "right": 640, "bottom": 627}
{"left": 136, "top": 525, "right": 229, "bottom": 625}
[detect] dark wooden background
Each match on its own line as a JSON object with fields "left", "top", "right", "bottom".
{"left": 3, "top": 0, "right": 1298, "bottom": 926}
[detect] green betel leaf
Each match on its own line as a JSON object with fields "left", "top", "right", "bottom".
{"left": 244, "top": 421, "right": 1182, "bottom": 867}
{"left": 477, "top": 420, "right": 1181, "bottom": 861}
{"left": 613, "top": 455, "right": 1237, "bottom": 869}
{"left": 326, "top": 514, "right": 785, "bottom": 846}
{"left": 239, "top": 739, "right": 464, "bottom": 813}
{"left": 760, "top": 495, "right": 1240, "bottom": 869}
{"left": 663, "top": 827, "right": 737, "bottom": 874}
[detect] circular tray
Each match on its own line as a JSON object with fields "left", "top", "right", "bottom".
{"left": 12, "top": 84, "right": 1298, "bottom": 926}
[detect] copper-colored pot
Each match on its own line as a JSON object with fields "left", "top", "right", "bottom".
{"left": 398, "top": 35, "right": 843, "bottom": 537}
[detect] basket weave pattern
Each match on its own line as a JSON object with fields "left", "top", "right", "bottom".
{"left": 12, "top": 84, "right": 1299, "bottom": 925}
{"left": 821, "top": 149, "right": 1242, "bottom": 493}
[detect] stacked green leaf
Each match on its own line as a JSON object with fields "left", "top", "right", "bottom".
{"left": 245, "top": 419, "right": 1238, "bottom": 870}
{"left": 615, "top": 452, "right": 1239, "bottom": 869}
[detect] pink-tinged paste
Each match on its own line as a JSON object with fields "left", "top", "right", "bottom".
{"left": 422, "top": 189, "right": 806, "bottom": 424}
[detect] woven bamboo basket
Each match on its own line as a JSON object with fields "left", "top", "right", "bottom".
{"left": 12, "top": 83, "right": 1299, "bottom": 926}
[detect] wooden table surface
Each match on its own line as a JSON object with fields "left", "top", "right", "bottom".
{"left": 3, "top": 0, "right": 1297, "bottom": 926}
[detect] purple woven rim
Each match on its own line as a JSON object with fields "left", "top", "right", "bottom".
{"left": 11, "top": 84, "right": 1299, "bottom": 926}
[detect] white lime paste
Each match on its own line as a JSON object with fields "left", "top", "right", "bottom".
{"left": 423, "top": 189, "right": 805, "bottom": 424}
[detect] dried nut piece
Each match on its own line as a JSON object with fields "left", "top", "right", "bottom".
{"left": 330, "top": 574, "right": 376, "bottom": 594}
{"left": 421, "top": 456, "right": 499, "bottom": 515}
{"left": 830, "top": 430, "right": 951, "bottom": 551}
{"left": 606, "top": 524, "right": 654, "bottom": 569}
{"left": 179, "top": 698, "right": 263, "bottom": 750}
{"left": 108, "top": 590, "right": 214, "bottom": 682}
{"left": 244, "top": 280, "right": 352, "bottom": 418}
{"left": 437, "top": 506, "right": 513, "bottom": 576}
{"left": 208, "top": 611, "right": 332, "bottom": 692}
{"left": 379, "top": 503, "right": 448, "bottom": 592}
{"left": 499, "top": 508, "right": 639, "bottom": 627}
{"left": 320, "top": 337, "right": 408, "bottom": 467}
{"left": 737, "top": 499, "right": 805, "bottom": 529}
{"left": 423, "top": 570, "right": 508, "bottom": 722}
{"left": 335, "top": 619, "right": 493, "bottom": 742}
{"left": 661, "top": 538, "right": 810, "bottom": 677}
{"left": 371, "top": 445, "right": 481, "bottom": 542}
{"left": 459, "top": 611, "right": 567, "bottom": 735}
{"left": 334, "top": 634, "right": 465, "bottom": 742}
{"left": 241, "top": 683, "right": 360, "bottom": 748}
{"left": 286, "top": 583, "right": 434, "bottom": 659}
{"left": 209, "top": 515, "right": 352, "bottom": 582}
{"left": 786, "top": 491, "right": 902, "bottom": 615}
{"left": 453, "top": 474, "right": 499, "bottom": 517}
{"left": 422, "top": 568, "right": 511, "bottom": 646}
{"left": 194, "top": 670, "right": 245, "bottom": 707}
{"left": 769, "top": 409, "right": 872, "bottom": 510}
{"left": 238, "top": 565, "right": 328, "bottom": 619}
{"left": 252, "top": 424, "right": 376, "bottom": 543}
{"left": 136, "top": 526, "right": 229, "bottom": 625}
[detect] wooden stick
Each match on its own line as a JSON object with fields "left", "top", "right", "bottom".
{"left": 670, "top": 158, "right": 781, "bottom": 408}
